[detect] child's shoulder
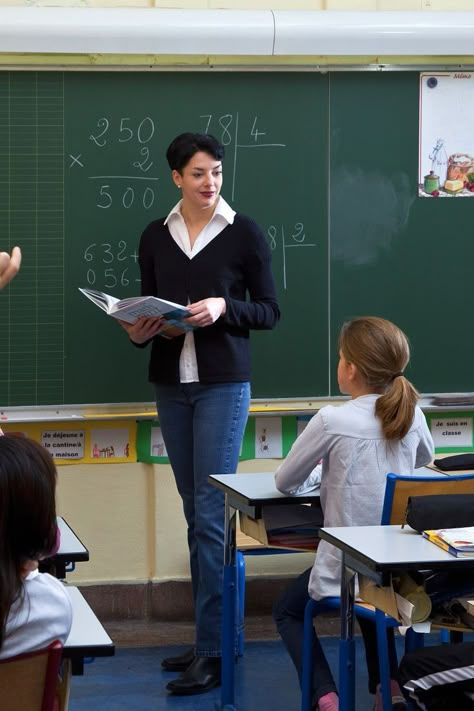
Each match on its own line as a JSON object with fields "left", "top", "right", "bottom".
{"left": 318, "top": 397, "right": 381, "bottom": 437}
{"left": 25, "top": 570, "right": 72, "bottom": 610}
{"left": 320, "top": 396, "right": 375, "bottom": 421}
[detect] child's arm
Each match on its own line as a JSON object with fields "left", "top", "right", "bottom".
{"left": 415, "top": 409, "right": 435, "bottom": 468}
{"left": 275, "top": 412, "right": 329, "bottom": 495}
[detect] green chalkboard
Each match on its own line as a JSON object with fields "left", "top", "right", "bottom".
{"left": 329, "top": 72, "right": 474, "bottom": 395}
{"left": 0, "top": 71, "right": 327, "bottom": 406}
{"left": 1, "top": 70, "right": 472, "bottom": 407}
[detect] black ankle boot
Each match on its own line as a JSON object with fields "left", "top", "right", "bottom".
{"left": 161, "top": 647, "right": 195, "bottom": 672}
{"left": 166, "top": 656, "right": 221, "bottom": 695}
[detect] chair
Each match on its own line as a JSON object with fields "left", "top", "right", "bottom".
{"left": 0, "top": 640, "right": 69, "bottom": 711}
{"left": 301, "top": 471, "right": 474, "bottom": 711}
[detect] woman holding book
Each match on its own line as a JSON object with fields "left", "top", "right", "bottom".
{"left": 120, "top": 132, "right": 280, "bottom": 696}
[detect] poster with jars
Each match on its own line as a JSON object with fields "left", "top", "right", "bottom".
{"left": 419, "top": 72, "right": 474, "bottom": 198}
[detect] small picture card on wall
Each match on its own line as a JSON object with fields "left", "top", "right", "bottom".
{"left": 91, "top": 428, "right": 131, "bottom": 460}
{"left": 255, "top": 417, "right": 282, "bottom": 459}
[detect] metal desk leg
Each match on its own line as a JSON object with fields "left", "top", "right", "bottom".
{"left": 218, "top": 493, "right": 237, "bottom": 711}
{"left": 339, "top": 555, "right": 356, "bottom": 711}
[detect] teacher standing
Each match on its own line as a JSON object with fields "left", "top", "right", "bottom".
{"left": 121, "top": 133, "right": 280, "bottom": 695}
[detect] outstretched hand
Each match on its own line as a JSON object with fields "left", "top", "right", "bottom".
{"left": 186, "top": 297, "right": 226, "bottom": 327}
{"left": 0, "top": 247, "right": 21, "bottom": 289}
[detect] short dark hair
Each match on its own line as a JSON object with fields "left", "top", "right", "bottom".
{"left": 0, "top": 436, "right": 58, "bottom": 646}
{"left": 166, "top": 133, "right": 225, "bottom": 173}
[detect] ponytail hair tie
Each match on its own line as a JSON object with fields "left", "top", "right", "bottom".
{"left": 392, "top": 372, "right": 404, "bottom": 380}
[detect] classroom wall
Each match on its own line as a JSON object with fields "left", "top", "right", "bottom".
{"left": 56, "top": 457, "right": 314, "bottom": 586}
{"left": 2, "top": 0, "right": 473, "bottom": 591}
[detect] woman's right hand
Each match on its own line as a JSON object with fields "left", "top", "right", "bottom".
{"left": 118, "top": 317, "right": 165, "bottom": 344}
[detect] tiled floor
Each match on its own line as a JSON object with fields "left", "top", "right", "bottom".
{"left": 68, "top": 634, "right": 405, "bottom": 711}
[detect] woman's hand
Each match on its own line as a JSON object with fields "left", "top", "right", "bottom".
{"left": 186, "top": 298, "right": 226, "bottom": 327}
{"left": 117, "top": 316, "right": 166, "bottom": 344}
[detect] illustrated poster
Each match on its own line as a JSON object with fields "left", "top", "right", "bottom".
{"left": 419, "top": 72, "right": 474, "bottom": 198}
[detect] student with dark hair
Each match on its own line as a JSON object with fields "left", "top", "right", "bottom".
{"left": 119, "top": 132, "right": 280, "bottom": 695}
{"left": 273, "top": 317, "right": 434, "bottom": 711}
{"left": 0, "top": 436, "right": 72, "bottom": 659}
{"left": 399, "top": 642, "right": 474, "bottom": 710}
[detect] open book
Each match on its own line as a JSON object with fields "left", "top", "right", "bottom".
{"left": 423, "top": 527, "right": 474, "bottom": 557}
{"left": 79, "top": 288, "right": 195, "bottom": 337}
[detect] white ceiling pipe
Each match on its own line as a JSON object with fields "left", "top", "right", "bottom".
{"left": 0, "top": 7, "right": 274, "bottom": 55}
{"left": 0, "top": 8, "right": 473, "bottom": 58}
{"left": 273, "top": 11, "right": 474, "bottom": 56}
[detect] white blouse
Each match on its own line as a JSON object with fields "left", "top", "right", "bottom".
{"left": 275, "top": 394, "right": 434, "bottom": 599}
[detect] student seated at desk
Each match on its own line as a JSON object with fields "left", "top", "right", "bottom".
{"left": 399, "top": 642, "right": 474, "bottom": 710}
{"left": 273, "top": 317, "right": 434, "bottom": 711}
{"left": 0, "top": 436, "right": 72, "bottom": 659}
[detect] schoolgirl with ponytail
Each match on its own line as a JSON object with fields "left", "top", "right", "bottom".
{"left": 273, "top": 316, "right": 434, "bottom": 711}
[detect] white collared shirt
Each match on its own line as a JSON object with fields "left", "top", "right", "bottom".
{"left": 164, "top": 196, "right": 235, "bottom": 382}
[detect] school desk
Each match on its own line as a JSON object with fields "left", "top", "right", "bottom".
{"left": 41, "top": 517, "right": 89, "bottom": 580}
{"left": 208, "top": 472, "right": 320, "bottom": 711}
{"left": 318, "top": 525, "right": 474, "bottom": 711}
{"left": 63, "top": 586, "right": 115, "bottom": 675}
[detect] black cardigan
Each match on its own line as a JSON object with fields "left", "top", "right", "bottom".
{"left": 137, "top": 214, "right": 280, "bottom": 385}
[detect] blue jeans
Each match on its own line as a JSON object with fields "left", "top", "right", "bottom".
{"left": 155, "top": 381, "right": 250, "bottom": 657}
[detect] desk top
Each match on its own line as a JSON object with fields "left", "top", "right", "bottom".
{"left": 209, "top": 472, "right": 319, "bottom": 518}
{"left": 57, "top": 517, "right": 89, "bottom": 561}
{"left": 319, "top": 525, "right": 474, "bottom": 574}
{"left": 209, "top": 472, "right": 319, "bottom": 506}
{"left": 64, "top": 586, "right": 114, "bottom": 658}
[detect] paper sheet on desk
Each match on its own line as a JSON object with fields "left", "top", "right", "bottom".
{"left": 288, "top": 463, "right": 322, "bottom": 496}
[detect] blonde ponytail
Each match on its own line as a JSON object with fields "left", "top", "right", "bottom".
{"left": 376, "top": 375, "right": 419, "bottom": 440}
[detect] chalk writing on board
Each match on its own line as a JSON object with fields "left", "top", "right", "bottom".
{"left": 87, "top": 180, "right": 157, "bottom": 210}
{"left": 267, "top": 223, "right": 316, "bottom": 290}
{"left": 83, "top": 241, "right": 140, "bottom": 289}
{"left": 133, "top": 147, "right": 153, "bottom": 172}
{"left": 89, "top": 116, "right": 155, "bottom": 147}
{"left": 199, "top": 112, "right": 286, "bottom": 200}
{"left": 71, "top": 114, "right": 160, "bottom": 213}
{"left": 69, "top": 154, "right": 83, "bottom": 168}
